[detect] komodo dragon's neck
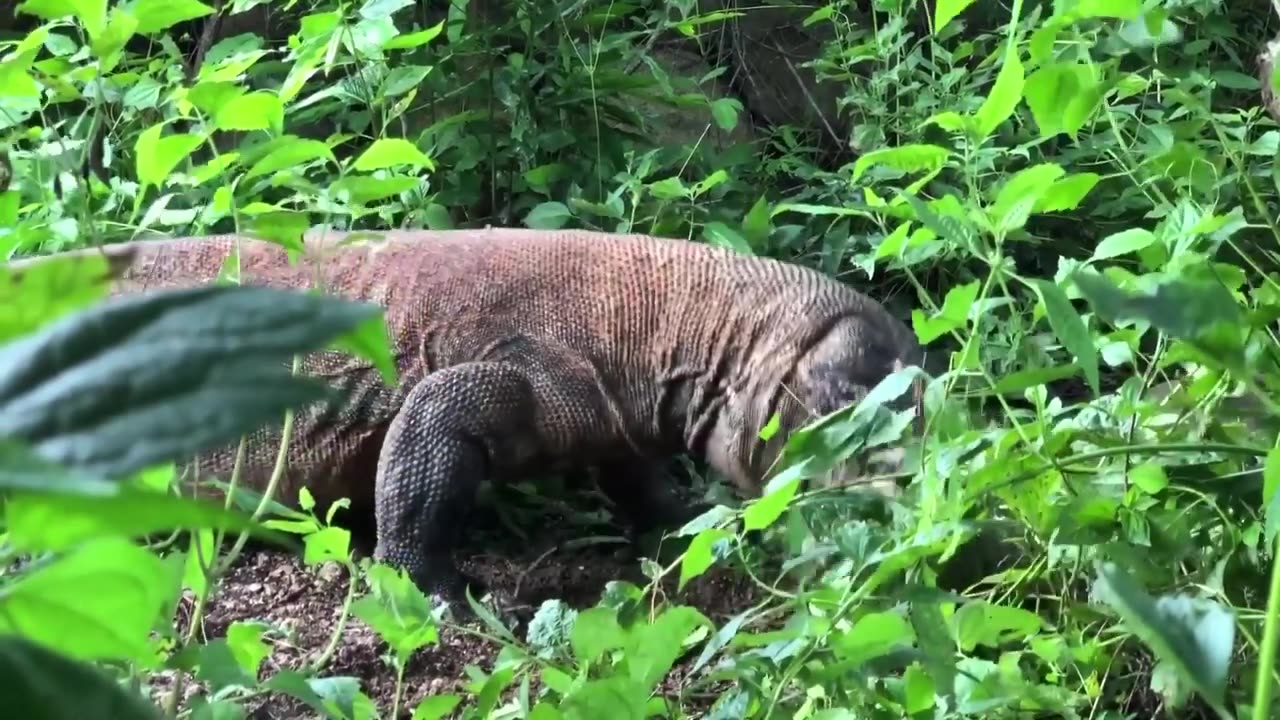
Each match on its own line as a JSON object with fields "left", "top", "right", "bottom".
{"left": 648, "top": 261, "right": 850, "bottom": 489}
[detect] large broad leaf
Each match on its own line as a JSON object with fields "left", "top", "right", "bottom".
{"left": 0, "top": 536, "right": 180, "bottom": 663}
{"left": 1071, "top": 269, "right": 1246, "bottom": 372}
{"left": 0, "top": 634, "right": 161, "bottom": 720}
{"left": 0, "top": 284, "right": 386, "bottom": 483}
{"left": 1092, "top": 562, "right": 1234, "bottom": 717}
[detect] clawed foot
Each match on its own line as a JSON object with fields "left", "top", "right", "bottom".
{"left": 421, "top": 572, "right": 525, "bottom": 629}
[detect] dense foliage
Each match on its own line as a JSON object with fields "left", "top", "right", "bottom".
{"left": 2, "top": 0, "right": 1279, "bottom": 717}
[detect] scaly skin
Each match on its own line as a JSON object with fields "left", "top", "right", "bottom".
{"left": 14, "top": 227, "right": 925, "bottom": 607}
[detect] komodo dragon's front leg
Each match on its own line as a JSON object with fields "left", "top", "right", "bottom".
{"left": 371, "top": 360, "right": 544, "bottom": 606}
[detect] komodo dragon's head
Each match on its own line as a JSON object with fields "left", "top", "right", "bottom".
{"left": 702, "top": 307, "right": 926, "bottom": 500}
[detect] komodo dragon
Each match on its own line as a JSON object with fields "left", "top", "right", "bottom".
{"left": 13, "top": 227, "right": 926, "bottom": 607}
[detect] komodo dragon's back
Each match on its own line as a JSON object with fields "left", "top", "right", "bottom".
{"left": 24, "top": 227, "right": 925, "bottom": 606}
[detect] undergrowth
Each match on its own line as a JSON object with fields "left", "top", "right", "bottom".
{"left": 2, "top": 0, "right": 1279, "bottom": 718}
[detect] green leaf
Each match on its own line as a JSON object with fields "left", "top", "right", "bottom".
{"left": 0, "top": 285, "right": 382, "bottom": 482}
{"left": 934, "top": 0, "right": 976, "bottom": 33}
{"left": 1033, "top": 278, "right": 1099, "bottom": 397}
{"left": 989, "top": 163, "right": 1064, "bottom": 231}
{"left": 382, "top": 65, "right": 433, "bottom": 97}
{"left": 349, "top": 564, "right": 438, "bottom": 666}
{"left": 0, "top": 634, "right": 162, "bottom": 720}
{"left": 1072, "top": 270, "right": 1243, "bottom": 343}
{"left": 351, "top": 138, "right": 434, "bottom": 172}
{"left": 225, "top": 622, "right": 271, "bottom": 680}
{"left": 903, "top": 663, "right": 936, "bottom": 714}
{"left": 127, "top": 0, "right": 213, "bottom": 34}
{"left": 194, "top": 640, "right": 254, "bottom": 692}
{"left": 302, "top": 526, "right": 351, "bottom": 566}
{"left": 4, "top": 483, "right": 269, "bottom": 552}
{"left": 910, "top": 600, "right": 957, "bottom": 706}
{"left": 834, "top": 611, "right": 914, "bottom": 666}
{"left": 265, "top": 673, "right": 372, "bottom": 720}
{"left": 742, "top": 195, "right": 771, "bottom": 248}
{"left": 625, "top": 606, "right": 709, "bottom": 691}
{"left": 244, "top": 210, "right": 308, "bottom": 253}
{"left": 18, "top": 0, "right": 107, "bottom": 35}
{"left": 0, "top": 59, "right": 40, "bottom": 99}
{"left": 1090, "top": 228, "right": 1155, "bottom": 262}
{"left": 1065, "top": 0, "right": 1141, "bottom": 19}
{"left": 0, "top": 250, "right": 122, "bottom": 342}
{"left": 974, "top": 50, "right": 1024, "bottom": 140}
{"left": 412, "top": 694, "right": 462, "bottom": 720}
{"left": 215, "top": 91, "right": 284, "bottom": 133}
{"left": 330, "top": 312, "right": 398, "bottom": 386}
{"left": 709, "top": 97, "right": 742, "bottom": 131}
{"left": 571, "top": 607, "right": 627, "bottom": 665}
{"left": 1035, "top": 172, "right": 1100, "bottom": 212}
{"left": 1024, "top": 63, "right": 1099, "bottom": 139}
{"left": 743, "top": 477, "right": 800, "bottom": 531}
{"left": 953, "top": 601, "right": 1043, "bottom": 652}
{"left": 244, "top": 137, "right": 335, "bottom": 179}
{"left": 561, "top": 676, "right": 647, "bottom": 720}
{"left": 648, "top": 176, "right": 687, "bottom": 200}
{"left": 0, "top": 440, "right": 120, "bottom": 497}
{"left": 852, "top": 144, "right": 952, "bottom": 181}
{"left": 912, "top": 281, "right": 978, "bottom": 344}
{"left": 702, "top": 222, "right": 752, "bottom": 255}
{"left": 384, "top": 20, "right": 445, "bottom": 49}
{"left": 678, "top": 528, "right": 731, "bottom": 590}
{"left": 0, "top": 537, "right": 178, "bottom": 662}
{"left": 330, "top": 174, "right": 419, "bottom": 204}
{"left": 1092, "top": 562, "right": 1234, "bottom": 715}
{"left": 134, "top": 125, "right": 203, "bottom": 187}
{"left": 187, "top": 81, "right": 246, "bottom": 116}
{"left": 524, "top": 201, "right": 573, "bottom": 230}
{"left": 1130, "top": 463, "right": 1168, "bottom": 495}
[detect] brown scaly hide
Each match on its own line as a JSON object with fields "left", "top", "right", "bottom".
{"left": 23, "top": 227, "right": 924, "bottom": 599}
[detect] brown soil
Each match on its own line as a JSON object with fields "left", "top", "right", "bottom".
{"left": 158, "top": 489, "right": 763, "bottom": 719}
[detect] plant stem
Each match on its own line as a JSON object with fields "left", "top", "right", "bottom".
{"left": 1252, "top": 496, "right": 1280, "bottom": 720}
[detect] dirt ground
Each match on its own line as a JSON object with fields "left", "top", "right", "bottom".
{"left": 162, "top": 488, "right": 762, "bottom": 719}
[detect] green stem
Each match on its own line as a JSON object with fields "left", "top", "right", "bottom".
{"left": 1253, "top": 482, "right": 1280, "bottom": 720}
{"left": 308, "top": 561, "right": 359, "bottom": 673}
{"left": 216, "top": 357, "right": 301, "bottom": 576}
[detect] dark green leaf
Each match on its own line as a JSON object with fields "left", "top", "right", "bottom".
{"left": 1072, "top": 270, "right": 1241, "bottom": 340}
{"left": 525, "top": 201, "right": 573, "bottom": 230}
{"left": 266, "top": 672, "right": 370, "bottom": 720}
{"left": 0, "top": 634, "right": 161, "bottom": 720}
{"left": 195, "top": 640, "right": 255, "bottom": 692}
{"left": 0, "top": 440, "right": 120, "bottom": 496}
{"left": 1033, "top": 278, "right": 1099, "bottom": 396}
{"left": 1092, "top": 562, "right": 1234, "bottom": 714}
{"left": 0, "top": 285, "right": 382, "bottom": 482}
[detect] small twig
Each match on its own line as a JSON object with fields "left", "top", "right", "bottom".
{"left": 187, "top": 0, "right": 227, "bottom": 82}
{"left": 511, "top": 546, "right": 560, "bottom": 599}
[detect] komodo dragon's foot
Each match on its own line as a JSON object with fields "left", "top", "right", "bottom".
{"left": 594, "top": 460, "right": 713, "bottom": 564}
